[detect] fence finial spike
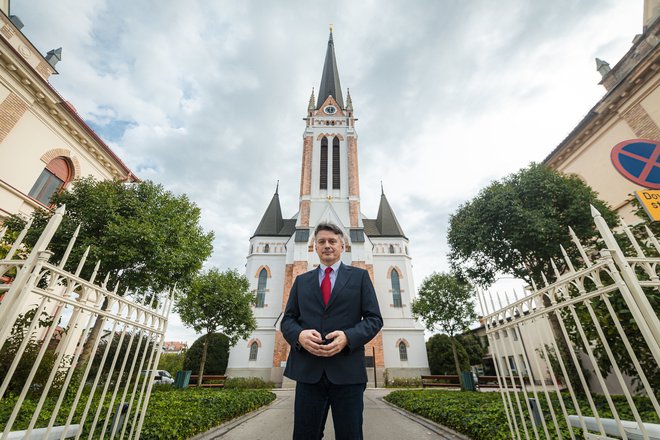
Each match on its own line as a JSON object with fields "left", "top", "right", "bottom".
{"left": 530, "top": 278, "right": 538, "bottom": 291}
{"left": 54, "top": 204, "right": 66, "bottom": 215}
{"left": 590, "top": 204, "right": 601, "bottom": 218}
{"left": 550, "top": 258, "right": 561, "bottom": 278}
{"left": 560, "top": 244, "right": 576, "bottom": 272}
{"left": 73, "top": 246, "right": 91, "bottom": 277}
{"left": 541, "top": 271, "right": 549, "bottom": 287}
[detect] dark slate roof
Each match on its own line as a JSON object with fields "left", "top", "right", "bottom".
{"left": 252, "top": 189, "right": 295, "bottom": 238}
{"left": 316, "top": 31, "right": 344, "bottom": 109}
{"left": 363, "top": 193, "right": 407, "bottom": 238}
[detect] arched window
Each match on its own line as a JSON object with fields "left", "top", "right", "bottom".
{"left": 399, "top": 342, "right": 408, "bottom": 361}
{"left": 28, "top": 157, "right": 72, "bottom": 205}
{"left": 264, "top": 243, "right": 269, "bottom": 253}
{"left": 392, "top": 270, "right": 402, "bottom": 307}
{"left": 389, "top": 244, "right": 395, "bottom": 254}
{"left": 249, "top": 342, "right": 258, "bottom": 361}
{"left": 256, "top": 268, "right": 267, "bottom": 307}
{"left": 320, "top": 137, "right": 328, "bottom": 190}
{"left": 332, "top": 137, "right": 340, "bottom": 189}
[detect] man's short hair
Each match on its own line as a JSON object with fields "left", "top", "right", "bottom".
{"left": 314, "top": 222, "right": 344, "bottom": 238}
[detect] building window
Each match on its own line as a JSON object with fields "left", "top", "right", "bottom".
{"left": 28, "top": 157, "right": 72, "bottom": 205}
{"left": 249, "top": 342, "right": 258, "bottom": 361}
{"left": 332, "top": 137, "right": 340, "bottom": 189}
{"left": 392, "top": 270, "right": 402, "bottom": 307}
{"left": 398, "top": 342, "right": 408, "bottom": 361}
{"left": 320, "top": 137, "right": 328, "bottom": 189}
{"left": 389, "top": 244, "right": 395, "bottom": 254}
{"left": 256, "top": 268, "right": 267, "bottom": 307}
{"left": 264, "top": 244, "right": 269, "bottom": 253}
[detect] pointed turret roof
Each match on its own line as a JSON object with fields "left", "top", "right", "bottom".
{"left": 316, "top": 29, "right": 344, "bottom": 109}
{"left": 252, "top": 184, "right": 295, "bottom": 238}
{"left": 376, "top": 190, "right": 405, "bottom": 237}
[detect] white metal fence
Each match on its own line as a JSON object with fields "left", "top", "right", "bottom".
{"left": 0, "top": 206, "right": 173, "bottom": 440}
{"left": 479, "top": 206, "right": 660, "bottom": 440}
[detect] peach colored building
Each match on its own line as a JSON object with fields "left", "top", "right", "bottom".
{"left": 544, "top": 1, "right": 660, "bottom": 224}
{"left": 0, "top": 4, "right": 136, "bottom": 221}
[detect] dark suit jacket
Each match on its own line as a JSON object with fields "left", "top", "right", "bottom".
{"left": 281, "top": 263, "right": 383, "bottom": 385}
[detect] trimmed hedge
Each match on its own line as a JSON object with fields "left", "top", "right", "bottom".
{"left": 224, "top": 377, "right": 275, "bottom": 389}
{"left": 140, "top": 388, "right": 275, "bottom": 439}
{"left": 384, "top": 390, "right": 660, "bottom": 440}
{"left": 1, "top": 387, "right": 275, "bottom": 440}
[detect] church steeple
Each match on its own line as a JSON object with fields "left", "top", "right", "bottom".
{"left": 375, "top": 189, "right": 406, "bottom": 238}
{"left": 252, "top": 184, "right": 284, "bottom": 237}
{"left": 316, "top": 27, "right": 344, "bottom": 109}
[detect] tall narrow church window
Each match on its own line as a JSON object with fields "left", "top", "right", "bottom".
{"left": 332, "top": 137, "right": 340, "bottom": 189}
{"left": 389, "top": 244, "right": 395, "bottom": 254}
{"left": 29, "top": 157, "right": 72, "bottom": 206}
{"left": 256, "top": 268, "right": 267, "bottom": 307}
{"left": 392, "top": 270, "right": 402, "bottom": 307}
{"left": 249, "top": 342, "right": 258, "bottom": 361}
{"left": 320, "top": 137, "right": 328, "bottom": 189}
{"left": 399, "top": 342, "right": 408, "bottom": 361}
{"left": 264, "top": 244, "right": 270, "bottom": 253}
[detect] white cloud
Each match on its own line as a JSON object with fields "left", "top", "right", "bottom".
{"left": 12, "top": 0, "right": 642, "bottom": 344}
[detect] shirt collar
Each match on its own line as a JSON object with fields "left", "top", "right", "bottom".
{"left": 319, "top": 261, "right": 342, "bottom": 273}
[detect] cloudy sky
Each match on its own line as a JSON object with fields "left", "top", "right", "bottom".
{"left": 14, "top": 0, "right": 642, "bottom": 344}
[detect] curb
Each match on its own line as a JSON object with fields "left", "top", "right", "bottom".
{"left": 378, "top": 397, "right": 471, "bottom": 440}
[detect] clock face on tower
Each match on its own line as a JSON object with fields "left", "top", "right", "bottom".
{"left": 323, "top": 105, "right": 337, "bottom": 115}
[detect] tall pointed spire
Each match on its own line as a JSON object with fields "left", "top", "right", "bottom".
{"left": 253, "top": 184, "right": 284, "bottom": 237}
{"left": 316, "top": 26, "right": 344, "bottom": 109}
{"left": 376, "top": 190, "right": 406, "bottom": 238}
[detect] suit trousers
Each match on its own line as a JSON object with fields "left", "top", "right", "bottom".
{"left": 293, "top": 372, "right": 366, "bottom": 440}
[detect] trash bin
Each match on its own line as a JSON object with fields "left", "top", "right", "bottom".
{"left": 174, "top": 370, "right": 192, "bottom": 389}
{"left": 460, "top": 371, "right": 476, "bottom": 391}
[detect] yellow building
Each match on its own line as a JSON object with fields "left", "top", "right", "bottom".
{"left": 544, "top": 0, "right": 660, "bottom": 223}
{"left": 0, "top": 2, "right": 136, "bottom": 221}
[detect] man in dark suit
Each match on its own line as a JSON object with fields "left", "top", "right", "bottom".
{"left": 281, "top": 222, "right": 383, "bottom": 440}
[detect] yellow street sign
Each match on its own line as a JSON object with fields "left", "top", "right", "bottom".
{"left": 635, "top": 190, "right": 660, "bottom": 221}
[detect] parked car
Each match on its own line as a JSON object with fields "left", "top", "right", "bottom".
{"left": 142, "top": 369, "right": 174, "bottom": 385}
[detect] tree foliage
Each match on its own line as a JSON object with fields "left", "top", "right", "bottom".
{"left": 158, "top": 353, "right": 186, "bottom": 375}
{"left": 4, "top": 177, "right": 214, "bottom": 294}
{"left": 412, "top": 272, "right": 477, "bottom": 337}
{"left": 426, "top": 334, "right": 469, "bottom": 375}
{"left": 176, "top": 268, "right": 256, "bottom": 345}
{"left": 456, "top": 333, "right": 486, "bottom": 366}
{"left": 412, "top": 272, "right": 477, "bottom": 379}
{"left": 447, "top": 163, "right": 619, "bottom": 287}
{"left": 183, "top": 333, "right": 230, "bottom": 375}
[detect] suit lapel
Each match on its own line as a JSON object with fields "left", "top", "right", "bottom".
{"left": 307, "top": 268, "right": 325, "bottom": 309}
{"left": 327, "top": 263, "right": 350, "bottom": 309}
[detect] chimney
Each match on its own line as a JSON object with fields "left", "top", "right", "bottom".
{"left": 595, "top": 58, "right": 611, "bottom": 78}
{"left": 9, "top": 15, "right": 23, "bottom": 30}
{"left": 45, "top": 48, "right": 62, "bottom": 68}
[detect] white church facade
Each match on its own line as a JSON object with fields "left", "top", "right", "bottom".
{"left": 226, "top": 31, "right": 430, "bottom": 386}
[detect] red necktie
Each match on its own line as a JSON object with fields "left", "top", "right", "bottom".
{"left": 322, "top": 267, "right": 332, "bottom": 305}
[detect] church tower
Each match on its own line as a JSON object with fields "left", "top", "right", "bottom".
{"left": 226, "top": 29, "right": 429, "bottom": 385}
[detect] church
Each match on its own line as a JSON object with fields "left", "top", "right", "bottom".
{"left": 226, "top": 30, "right": 430, "bottom": 386}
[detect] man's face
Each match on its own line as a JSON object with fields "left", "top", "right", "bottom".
{"left": 315, "top": 230, "right": 344, "bottom": 266}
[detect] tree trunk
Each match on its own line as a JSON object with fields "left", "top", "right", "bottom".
{"left": 78, "top": 297, "right": 110, "bottom": 366}
{"left": 198, "top": 332, "right": 210, "bottom": 386}
{"left": 450, "top": 337, "right": 464, "bottom": 388}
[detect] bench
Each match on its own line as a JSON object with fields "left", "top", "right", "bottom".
{"left": 188, "top": 374, "right": 226, "bottom": 388}
{"left": 420, "top": 375, "right": 461, "bottom": 388}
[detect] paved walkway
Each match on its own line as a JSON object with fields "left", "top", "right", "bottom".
{"left": 192, "top": 388, "right": 469, "bottom": 440}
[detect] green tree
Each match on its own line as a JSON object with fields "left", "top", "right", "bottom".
{"left": 175, "top": 268, "right": 256, "bottom": 385}
{"left": 456, "top": 333, "right": 486, "bottom": 366}
{"left": 4, "top": 177, "right": 214, "bottom": 293}
{"left": 447, "top": 163, "right": 618, "bottom": 287}
{"left": 426, "top": 334, "right": 469, "bottom": 375}
{"left": 5, "top": 177, "right": 215, "bottom": 364}
{"left": 158, "top": 352, "right": 186, "bottom": 375}
{"left": 183, "top": 333, "right": 229, "bottom": 375}
{"left": 412, "top": 272, "right": 477, "bottom": 382}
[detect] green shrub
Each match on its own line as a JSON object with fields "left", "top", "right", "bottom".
{"left": 384, "top": 390, "right": 660, "bottom": 440}
{"left": 1, "top": 387, "right": 275, "bottom": 440}
{"left": 386, "top": 377, "right": 422, "bottom": 388}
{"left": 426, "top": 334, "right": 469, "bottom": 375}
{"left": 183, "top": 333, "right": 229, "bottom": 375}
{"left": 158, "top": 352, "right": 185, "bottom": 375}
{"left": 224, "top": 377, "right": 275, "bottom": 389}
